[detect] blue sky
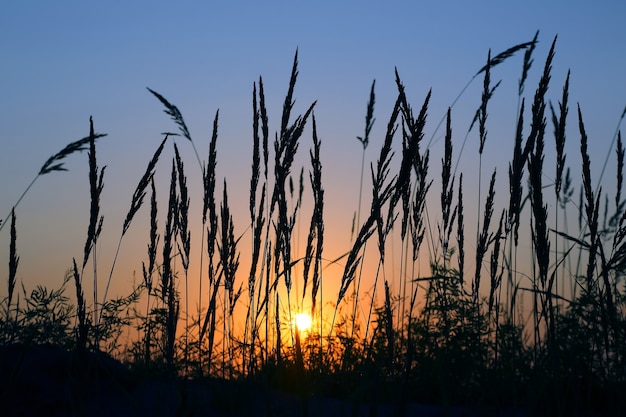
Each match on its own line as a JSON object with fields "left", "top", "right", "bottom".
{"left": 1, "top": 1, "right": 625, "bottom": 312}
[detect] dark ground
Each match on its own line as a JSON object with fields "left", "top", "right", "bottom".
{"left": 0, "top": 344, "right": 533, "bottom": 416}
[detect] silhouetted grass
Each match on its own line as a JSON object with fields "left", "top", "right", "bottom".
{"left": 2, "top": 35, "right": 626, "bottom": 417}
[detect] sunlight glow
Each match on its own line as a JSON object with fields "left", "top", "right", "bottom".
{"left": 294, "top": 313, "right": 312, "bottom": 332}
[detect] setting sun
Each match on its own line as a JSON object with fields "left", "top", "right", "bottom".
{"left": 294, "top": 313, "right": 312, "bottom": 332}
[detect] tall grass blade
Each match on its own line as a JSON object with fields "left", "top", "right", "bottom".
{"left": 83, "top": 116, "right": 106, "bottom": 270}
{"left": 616, "top": 132, "right": 624, "bottom": 209}
{"left": 473, "top": 169, "right": 497, "bottom": 303}
{"left": 101, "top": 135, "right": 168, "bottom": 322}
{"left": 578, "top": 105, "right": 601, "bottom": 288}
{"left": 7, "top": 209, "right": 19, "bottom": 311}
{"left": 72, "top": 258, "right": 87, "bottom": 352}
{"left": 519, "top": 30, "right": 540, "bottom": 96}
{"left": 551, "top": 70, "right": 570, "bottom": 199}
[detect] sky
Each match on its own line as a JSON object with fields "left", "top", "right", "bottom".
{"left": 1, "top": 1, "right": 625, "bottom": 327}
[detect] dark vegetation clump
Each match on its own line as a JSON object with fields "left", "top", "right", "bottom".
{"left": 2, "top": 33, "right": 626, "bottom": 416}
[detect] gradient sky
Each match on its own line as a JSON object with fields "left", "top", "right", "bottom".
{"left": 1, "top": 1, "right": 625, "bottom": 320}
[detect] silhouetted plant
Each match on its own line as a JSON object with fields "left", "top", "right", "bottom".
{"left": 2, "top": 33, "right": 626, "bottom": 417}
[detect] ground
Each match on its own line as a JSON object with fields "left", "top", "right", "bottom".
{"left": 0, "top": 344, "right": 529, "bottom": 416}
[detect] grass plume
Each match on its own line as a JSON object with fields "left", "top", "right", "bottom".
{"left": 0, "top": 131, "right": 107, "bottom": 233}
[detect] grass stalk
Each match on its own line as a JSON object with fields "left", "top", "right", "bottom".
{"left": 174, "top": 143, "right": 191, "bottom": 375}
{"left": 198, "top": 110, "right": 219, "bottom": 373}
{"left": 83, "top": 117, "right": 105, "bottom": 336}
{"left": 101, "top": 135, "right": 168, "bottom": 324}
{"left": 473, "top": 169, "right": 497, "bottom": 303}
{"left": 141, "top": 175, "right": 158, "bottom": 366}
{"left": 72, "top": 258, "right": 87, "bottom": 352}
{"left": 162, "top": 159, "right": 178, "bottom": 376}
{"left": 7, "top": 209, "right": 19, "bottom": 317}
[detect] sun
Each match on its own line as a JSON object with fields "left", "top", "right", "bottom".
{"left": 294, "top": 313, "right": 312, "bottom": 332}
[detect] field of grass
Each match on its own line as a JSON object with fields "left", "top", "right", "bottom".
{"left": 1, "top": 33, "right": 626, "bottom": 416}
